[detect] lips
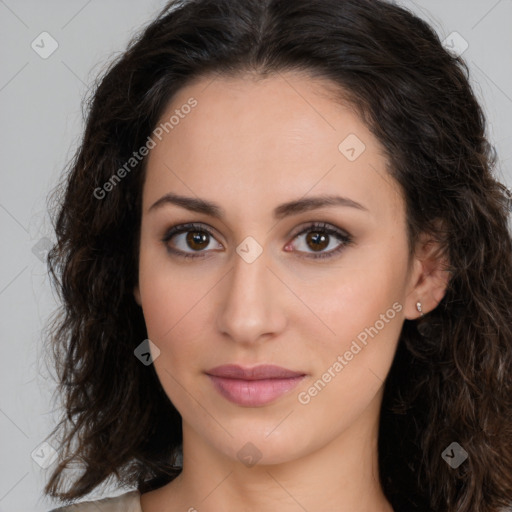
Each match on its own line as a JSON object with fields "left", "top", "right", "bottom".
{"left": 206, "top": 364, "right": 304, "bottom": 380}
{"left": 205, "top": 364, "right": 306, "bottom": 407}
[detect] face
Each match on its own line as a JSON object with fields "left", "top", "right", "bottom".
{"left": 134, "top": 70, "right": 418, "bottom": 466}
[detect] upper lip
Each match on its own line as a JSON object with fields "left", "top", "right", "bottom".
{"left": 206, "top": 364, "right": 305, "bottom": 380}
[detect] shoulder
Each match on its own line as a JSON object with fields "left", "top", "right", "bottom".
{"left": 48, "top": 490, "right": 141, "bottom": 512}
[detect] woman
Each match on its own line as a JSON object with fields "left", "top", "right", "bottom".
{"left": 43, "top": 0, "right": 512, "bottom": 511}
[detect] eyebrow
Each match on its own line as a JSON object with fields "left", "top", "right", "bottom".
{"left": 148, "top": 192, "right": 369, "bottom": 219}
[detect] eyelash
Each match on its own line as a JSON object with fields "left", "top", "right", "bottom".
{"left": 161, "top": 222, "right": 353, "bottom": 260}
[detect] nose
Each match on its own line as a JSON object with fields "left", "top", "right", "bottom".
{"left": 215, "top": 244, "right": 287, "bottom": 346}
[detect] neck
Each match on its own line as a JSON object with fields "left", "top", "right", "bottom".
{"left": 151, "top": 389, "right": 394, "bottom": 512}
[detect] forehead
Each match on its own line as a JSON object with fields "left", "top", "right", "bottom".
{"left": 142, "top": 70, "right": 403, "bottom": 222}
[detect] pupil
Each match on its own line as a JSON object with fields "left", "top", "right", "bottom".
{"left": 186, "top": 231, "right": 209, "bottom": 250}
{"left": 307, "top": 232, "right": 328, "bottom": 251}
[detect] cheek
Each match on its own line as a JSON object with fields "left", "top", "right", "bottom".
{"left": 138, "top": 267, "right": 210, "bottom": 410}
{"left": 293, "top": 261, "right": 405, "bottom": 428}
{"left": 141, "top": 279, "right": 205, "bottom": 349}
{"left": 303, "top": 239, "right": 407, "bottom": 368}
{"left": 137, "top": 249, "right": 217, "bottom": 383}
{"left": 138, "top": 237, "right": 193, "bottom": 333}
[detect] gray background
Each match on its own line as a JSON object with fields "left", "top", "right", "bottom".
{"left": 0, "top": 1, "right": 511, "bottom": 510}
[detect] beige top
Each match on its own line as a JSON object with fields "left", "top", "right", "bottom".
{"left": 49, "top": 490, "right": 142, "bottom": 511}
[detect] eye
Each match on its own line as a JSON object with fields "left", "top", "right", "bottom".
{"left": 161, "top": 221, "right": 353, "bottom": 260}
{"left": 161, "top": 223, "right": 222, "bottom": 259}
{"left": 287, "top": 222, "right": 353, "bottom": 260}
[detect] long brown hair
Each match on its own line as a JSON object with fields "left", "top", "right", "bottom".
{"left": 43, "top": 0, "right": 512, "bottom": 510}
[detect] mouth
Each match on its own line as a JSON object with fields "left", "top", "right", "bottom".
{"left": 205, "top": 364, "right": 306, "bottom": 407}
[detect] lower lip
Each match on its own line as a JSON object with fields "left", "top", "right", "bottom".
{"left": 207, "top": 375, "right": 305, "bottom": 407}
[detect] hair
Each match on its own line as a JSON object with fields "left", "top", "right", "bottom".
{"left": 43, "top": 0, "right": 512, "bottom": 510}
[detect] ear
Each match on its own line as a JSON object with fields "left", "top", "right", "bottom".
{"left": 133, "top": 285, "right": 142, "bottom": 306}
{"left": 404, "top": 225, "right": 451, "bottom": 320}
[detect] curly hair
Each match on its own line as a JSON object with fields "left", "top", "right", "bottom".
{"left": 43, "top": 0, "right": 512, "bottom": 510}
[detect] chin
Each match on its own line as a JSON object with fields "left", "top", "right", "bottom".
{"left": 201, "top": 420, "right": 320, "bottom": 468}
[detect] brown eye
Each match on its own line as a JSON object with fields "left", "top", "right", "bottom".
{"left": 186, "top": 231, "right": 210, "bottom": 251}
{"left": 290, "top": 222, "right": 353, "bottom": 260}
{"left": 305, "top": 231, "right": 330, "bottom": 252}
{"left": 162, "top": 222, "right": 352, "bottom": 261}
{"left": 161, "top": 223, "right": 222, "bottom": 259}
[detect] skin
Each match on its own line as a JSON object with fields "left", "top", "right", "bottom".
{"left": 134, "top": 70, "right": 449, "bottom": 512}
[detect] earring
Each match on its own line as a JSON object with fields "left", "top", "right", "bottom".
{"left": 416, "top": 301, "right": 424, "bottom": 318}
